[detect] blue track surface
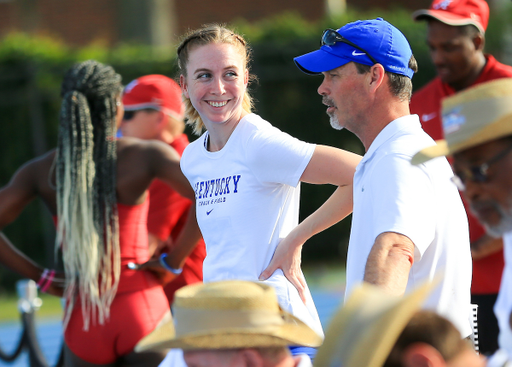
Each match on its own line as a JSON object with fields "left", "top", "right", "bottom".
{"left": 0, "top": 289, "right": 343, "bottom": 367}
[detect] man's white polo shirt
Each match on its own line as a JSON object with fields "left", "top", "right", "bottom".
{"left": 345, "top": 114, "right": 472, "bottom": 337}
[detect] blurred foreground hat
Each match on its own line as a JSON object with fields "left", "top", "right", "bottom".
{"left": 294, "top": 18, "right": 414, "bottom": 79}
{"left": 412, "top": 78, "right": 512, "bottom": 165}
{"left": 135, "top": 280, "right": 323, "bottom": 352}
{"left": 412, "top": 0, "right": 489, "bottom": 34}
{"left": 122, "top": 74, "right": 184, "bottom": 120}
{"left": 314, "top": 281, "right": 434, "bottom": 367}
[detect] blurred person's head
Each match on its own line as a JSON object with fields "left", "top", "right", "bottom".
{"left": 413, "top": 0, "right": 488, "bottom": 91}
{"left": 176, "top": 24, "right": 255, "bottom": 136}
{"left": 121, "top": 74, "right": 185, "bottom": 142}
{"left": 384, "top": 311, "right": 484, "bottom": 367}
{"left": 314, "top": 282, "right": 433, "bottom": 367}
{"left": 182, "top": 347, "right": 298, "bottom": 367}
{"left": 412, "top": 78, "right": 512, "bottom": 238}
{"left": 135, "top": 280, "right": 322, "bottom": 367}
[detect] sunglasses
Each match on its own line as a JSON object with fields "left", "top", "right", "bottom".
{"left": 123, "top": 108, "right": 159, "bottom": 121}
{"left": 123, "top": 110, "right": 137, "bottom": 121}
{"left": 451, "top": 144, "right": 512, "bottom": 191}
{"left": 321, "top": 29, "right": 378, "bottom": 65}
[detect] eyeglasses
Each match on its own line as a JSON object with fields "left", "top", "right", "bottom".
{"left": 321, "top": 29, "right": 378, "bottom": 65}
{"left": 451, "top": 144, "right": 512, "bottom": 191}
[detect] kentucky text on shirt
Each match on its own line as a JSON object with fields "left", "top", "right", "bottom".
{"left": 194, "top": 175, "right": 241, "bottom": 199}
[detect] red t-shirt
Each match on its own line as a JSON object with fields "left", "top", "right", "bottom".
{"left": 410, "top": 55, "right": 511, "bottom": 294}
{"left": 148, "top": 134, "right": 206, "bottom": 304}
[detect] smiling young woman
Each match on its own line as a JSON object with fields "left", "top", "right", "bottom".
{"left": 146, "top": 24, "right": 362, "bottom": 362}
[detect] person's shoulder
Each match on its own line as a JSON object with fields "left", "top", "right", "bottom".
{"left": 486, "top": 55, "right": 512, "bottom": 78}
{"left": 240, "top": 113, "right": 273, "bottom": 132}
{"left": 411, "top": 78, "right": 443, "bottom": 101}
{"left": 31, "top": 149, "right": 56, "bottom": 166}
{"left": 182, "top": 133, "right": 204, "bottom": 152}
{"left": 244, "top": 113, "right": 290, "bottom": 140}
{"left": 18, "top": 149, "right": 56, "bottom": 177}
{"left": 410, "top": 78, "right": 444, "bottom": 117}
{"left": 118, "top": 136, "right": 171, "bottom": 149}
{"left": 180, "top": 133, "right": 206, "bottom": 163}
{"left": 117, "top": 136, "right": 178, "bottom": 160}
{"left": 234, "top": 114, "right": 278, "bottom": 146}
{"left": 170, "top": 133, "right": 190, "bottom": 155}
{"left": 4, "top": 149, "right": 56, "bottom": 194}
{"left": 379, "top": 118, "right": 433, "bottom": 157}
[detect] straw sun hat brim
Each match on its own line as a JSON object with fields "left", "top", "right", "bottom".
{"left": 135, "top": 310, "right": 323, "bottom": 352}
{"left": 413, "top": 78, "right": 512, "bottom": 165}
{"left": 314, "top": 281, "right": 435, "bottom": 367}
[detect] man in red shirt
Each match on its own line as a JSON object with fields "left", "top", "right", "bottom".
{"left": 411, "top": 0, "right": 512, "bottom": 354}
{"left": 121, "top": 75, "right": 205, "bottom": 304}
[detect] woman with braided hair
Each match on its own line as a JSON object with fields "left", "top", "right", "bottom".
{"left": 0, "top": 60, "right": 198, "bottom": 366}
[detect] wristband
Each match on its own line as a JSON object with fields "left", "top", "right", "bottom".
{"left": 36, "top": 269, "right": 49, "bottom": 288}
{"left": 159, "top": 254, "right": 183, "bottom": 275}
{"left": 40, "top": 270, "right": 55, "bottom": 293}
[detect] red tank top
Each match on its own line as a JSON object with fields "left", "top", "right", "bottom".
{"left": 117, "top": 197, "right": 161, "bottom": 294}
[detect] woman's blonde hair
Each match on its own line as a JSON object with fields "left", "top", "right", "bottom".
{"left": 177, "top": 24, "right": 255, "bottom": 135}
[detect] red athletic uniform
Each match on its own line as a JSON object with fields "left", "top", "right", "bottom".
{"left": 148, "top": 134, "right": 206, "bottom": 304}
{"left": 411, "top": 54, "right": 509, "bottom": 295}
{"left": 411, "top": 54, "right": 511, "bottom": 353}
{"left": 64, "top": 198, "right": 169, "bottom": 364}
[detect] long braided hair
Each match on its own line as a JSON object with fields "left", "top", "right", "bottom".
{"left": 56, "top": 60, "right": 122, "bottom": 330}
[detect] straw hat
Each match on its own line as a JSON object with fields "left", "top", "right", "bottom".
{"left": 135, "top": 280, "right": 323, "bottom": 352}
{"left": 412, "top": 78, "right": 512, "bottom": 165}
{"left": 314, "top": 281, "right": 434, "bottom": 367}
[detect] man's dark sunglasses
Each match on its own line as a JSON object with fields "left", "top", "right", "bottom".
{"left": 123, "top": 108, "right": 158, "bottom": 121}
{"left": 451, "top": 144, "right": 512, "bottom": 191}
{"left": 321, "top": 29, "right": 378, "bottom": 65}
{"left": 123, "top": 110, "right": 137, "bottom": 121}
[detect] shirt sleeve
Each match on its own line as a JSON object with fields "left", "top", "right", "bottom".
{"left": 245, "top": 124, "right": 315, "bottom": 187}
{"left": 369, "top": 152, "right": 436, "bottom": 257}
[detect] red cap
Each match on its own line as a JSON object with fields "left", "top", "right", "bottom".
{"left": 412, "top": 0, "right": 489, "bottom": 34}
{"left": 122, "top": 75, "right": 184, "bottom": 119}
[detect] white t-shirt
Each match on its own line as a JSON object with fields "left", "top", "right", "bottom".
{"left": 345, "top": 115, "right": 472, "bottom": 337}
{"left": 494, "top": 231, "right": 512, "bottom": 359}
{"left": 181, "top": 113, "right": 323, "bottom": 337}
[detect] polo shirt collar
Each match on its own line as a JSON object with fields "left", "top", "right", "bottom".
{"left": 360, "top": 114, "right": 421, "bottom": 165}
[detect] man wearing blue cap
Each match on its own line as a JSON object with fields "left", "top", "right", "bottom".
{"left": 295, "top": 18, "right": 473, "bottom": 339}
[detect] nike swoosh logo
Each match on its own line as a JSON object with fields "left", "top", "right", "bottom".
{"left": 352, "top": 50, "right": 365, "bottom": 56}
{"left": 421, "top": 112, "right": 437, "bottom": 122}
{"left": 206, "top": 209, "right": 213, "bottom": 215}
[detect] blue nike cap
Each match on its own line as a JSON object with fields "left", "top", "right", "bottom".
{"left": 294, "top": 18, "right": 415, "bottom": 79}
